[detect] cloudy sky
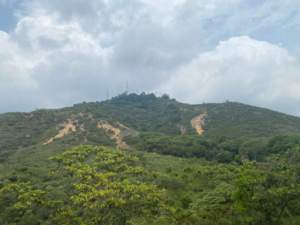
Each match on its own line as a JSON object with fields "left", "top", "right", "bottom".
{"left": 1, "top": 0, "right": 300, "bottom": 115}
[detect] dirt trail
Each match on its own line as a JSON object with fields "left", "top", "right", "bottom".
{"left": 191, "top": 113, "right": 207, "bottom": 135}
{"left": 98, "top": 121, "right": 129, "bottom": 149}
{"left": 43, "top": 119, "right": 77, "bottom": 144}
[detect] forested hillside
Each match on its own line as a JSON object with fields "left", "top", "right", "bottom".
{"left": 1, "top": 93, "right": 300, "bottom": 224}
{"left": 1, "top": 93, "right": 300, "bottom": 157}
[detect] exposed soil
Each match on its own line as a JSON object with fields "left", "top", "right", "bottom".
{"left": 190, "top": 113, "right": 207, "bottom": 135}
{"left": 80, "top": 124, "right": 86, "bottom": 132}
{"left": 180, "top": 125, "right": 186, "bottom": 135}
{"left": 43, "top": 119, "right": 77, "bottom": 144}
{"left": 24, "top": 114, "right": 34, "bottom": 118}
{"left": 98, "top": 121, "right": 129, "bottom": 149}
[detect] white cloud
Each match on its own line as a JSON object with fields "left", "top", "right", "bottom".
{"left": 0, "top": 30, "right": 37, "bottom": 89}
{"left": 158, "top": 36, "right": 300, "bottom": 115}
{"left": 0, "top": 0, "right": 300, "bottom": 115}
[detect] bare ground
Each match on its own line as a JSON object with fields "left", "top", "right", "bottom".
{"left": 43, "top": 119, "right": 78, "bottom": 144}
{"left": 23, "top": 114, "right": 34, "bottom": 118}
{"left": 98, "top": 121, "right": 129, "bottom": 149}
{"left": 190, "top": 113, "right": 207, "bottom": 135}
{"left": 180, "top": 125, "right": 186, "bottom": 135}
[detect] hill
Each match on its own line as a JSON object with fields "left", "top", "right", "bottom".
{"left": 1, "top": 93, "right": 300, "bottom": 224}
{"left": 1, "top": 93, "right": 300, "bottom": 159}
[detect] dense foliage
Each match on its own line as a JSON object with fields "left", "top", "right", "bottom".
{"left": 1, "top": 146, "right": 166, "bottom": 224}
{"left": 1, "top": 94, "right": 300, "bottom": 224}
{"left": 124, "top": 133, "right": 300, "bottom": 164}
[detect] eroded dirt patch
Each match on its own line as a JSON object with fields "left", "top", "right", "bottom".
{"left": 98, "top": 121, "right": 129, "bottom": 149}
{"left": 24, "top": 114, "right": 34, "bottom": 118}
{"left": 179, "top": 125, "right": 186, "bottom": 135}
{"left": 43, "top": 119, "right": 77, "bottom": 144}
{"left": 191, "top": 113, "right": 207, "bottom": 135}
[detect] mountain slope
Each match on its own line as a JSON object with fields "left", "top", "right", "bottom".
{"left": 1, "top": 94, "right": 300, "bottom": 225}
{"left": 202, "top": 102, "right": 300, "bottom": 138}
{"left": 1, "top": 93, "right": 300, "bottom": 161}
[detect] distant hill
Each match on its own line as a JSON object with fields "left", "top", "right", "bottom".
{"left": 0, "top": 93, "right": 300, "bottom": 162}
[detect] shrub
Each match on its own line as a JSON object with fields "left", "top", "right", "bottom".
{"left": 19, "top": 166, "right": 28, "bottom": 173}
{"left": 169, "top": 179, "right": 185, "bottom": 190}
{"left": 107, "top": 130, "right": 115, "bottom": 135}
{"left": 165, "top": 167, "right": 172, "bottom": 174}
{"left": 183, "top": 167, "right": 192, "bottom": 173}
{"left": 8, "top": 176, "right": 18, "bottom": 182}
{"left": 180, "top": 195, "right": 192, "bottom": 209}
{"left": 181, "top": 174, "right": 188, "bottom": 180}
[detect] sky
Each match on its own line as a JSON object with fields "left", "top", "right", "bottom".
{"left": 0, "top": 0, "right": 300, "bottom": 115}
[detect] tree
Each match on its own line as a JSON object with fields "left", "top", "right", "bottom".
{"left": 191, "top": 182, "right": 234, "bottom": 221}
{"left": 242, "top": 138, "right": 267, "bottom": 161}
{"left": 232, "top": 151, "right": 300, "bottom": 225}
{"left": 218, "top": 135, "right": 227, "bottom": 144}
{"left": 1, "top": 145, "right": 166, "bottom": 224}
{"left": 216, "top": 151, "right": 233, "bottom": 164}
{"left": 197, "top": 148, "right": 300, "bottom": 224}
{"left": 191, "top": 145, "right": 206, "bottom": 158}
{"left": 161, "top": 94, "right": 170, "bottom": 100}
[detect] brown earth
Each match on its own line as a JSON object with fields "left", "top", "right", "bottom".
{"left": 43, "top": 119, "right": 77, "bottom": 144}
{"left": 24, "top": 114, "right": 34, "bottom": 118}
{"left": 180, "top": 125, "right": 186, "bottom": 135}
{"left": 98, "top": 121, "right": 129, "bottom": 149}
{"left": 190, "top": 113, "right": 207, "bottom": 135}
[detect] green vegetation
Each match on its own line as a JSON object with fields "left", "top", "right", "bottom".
{"left": 196, "top": 148, "right": 300, "bottom": 224}
{"left": 1, "top": 146, "right": 166, "bottom": 224}
{"left": 1, "top": 94, "right": 300, "bottom": 224}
